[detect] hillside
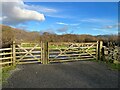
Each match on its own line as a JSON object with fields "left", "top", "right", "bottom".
{"left": 1, "top": 24, "right": 119, "bottom": 47}
{"left": 1, "top": 24, "right": 40, "bottom": 47}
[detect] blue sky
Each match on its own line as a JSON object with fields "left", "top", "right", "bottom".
{"left": 2, "top": 1, "right": 118, "bottom": 35}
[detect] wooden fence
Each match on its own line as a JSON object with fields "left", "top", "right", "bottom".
{"left": 0, "top": 41, "right": 105, "bottom": 66}
{"left": 0, "top": 47, "right": 13, "bottom": 66}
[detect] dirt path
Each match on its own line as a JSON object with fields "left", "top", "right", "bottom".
{"left": 2, "top": 61, "right": 119, "bottom": 88}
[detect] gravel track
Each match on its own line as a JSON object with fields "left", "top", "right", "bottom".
{"left": 2, "top": 61, "right": 119, "bottom": 88}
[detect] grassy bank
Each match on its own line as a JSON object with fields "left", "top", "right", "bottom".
{"left": 1, "top": 65, "right": 16, "bottom": 85}
{"left": 107, "top": 62, "right": 120, "bottom": 71}
{"left": 92, "top": 59, "right": 120, "bottom": 71}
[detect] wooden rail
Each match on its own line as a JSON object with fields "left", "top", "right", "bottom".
{"left": 48, "top": 41, "right": 101, "bottom": 63}
{"left": 0, "top": 47, "right": 13, "bottom": 66}
{"left": 15, "top": 42, "right": 42, "bottom": 64}
{"left": 0, "top": 41, "right": 104, "bottom": 66}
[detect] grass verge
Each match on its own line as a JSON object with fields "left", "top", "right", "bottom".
{"left": 107, "top": 62, "right": 120, "bottom": 71}
{"left": 0, "top": 65, "right": 16, "bottom": 85}
{"left": 91, "top": 59, "right": 120, "bottom": 71}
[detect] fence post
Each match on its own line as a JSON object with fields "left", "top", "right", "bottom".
{"left": 41, "top": 41, "right": 43, "bottom": 64}
{"left": 10, "top": 45, "right": 13, "bottom": 66}
{"left": 96, "top": 41, "right": 99, "bottom": 60}
{"left": 12, "top": 41, "right": 16, "bottom": 66}
{"left": 47, "top": 42, "right": 49, "bottom": 64}
{"left": 42, "top": 41, "right": 48, "bottom": 64}
{"left": 101, "top": 46, "right": 105, "bottom": 61}
{"left": 96, "top": 41, "right": 103, "bottom": 61}
{"left": 100, "top": 41, "right": 103, "bottom": 60}
{"left": 42, "top": 42, "right": 45, "bottom": 64}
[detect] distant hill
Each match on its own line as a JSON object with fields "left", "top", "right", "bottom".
{"left": 1, "top": 24, "right": 118, "bottom": 47}
{"left": 1, "top": 24, "right": 40, "bottom": 47}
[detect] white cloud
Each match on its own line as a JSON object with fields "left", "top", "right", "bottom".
{"left": 100, "top": 23, "right": 119, "bottom": 29}
{"left": 56, "top": 26, "right": 69, "bottom": 33}
{"left": 47, "top": 14, "right": 73, "bottom": 19}
{"left": 93, "top": 28, "right": 118, "bottom": 34}
{"left": 93, "top": 28, "right": 109, "bottom": 32}
{"left": 56, "top": 22, "right": 80, "bottom": 26}
{"left": 92, "top": 23, "right": 119, "bottom": 34}
{"left": 104, "top": 25, "right": 113, "bottom": 29}
{"left": 1, "top": 0, "right": 45, "bottom": 25}
{"left": 56, "top": 22, "right": 68, "bottom": 25}
{"left": 70, "top": 23, "right": 80, "bottom": 26}
{"left": 80, "top": 18, "right": 112, "bottom": 23}
{"left": 25, "top": 5, "right": 57, "bottom": 13}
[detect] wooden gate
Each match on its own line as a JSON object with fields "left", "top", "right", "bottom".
{"left": 48, "top": 42, "right": 100, "bottom": 63}
{"left": 0, "top": 41, "right": 103, "bottom": 65}
{"left": 15, "top": 42, "right": 42, "bottom": 64}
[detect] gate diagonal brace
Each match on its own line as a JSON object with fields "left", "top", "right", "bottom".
{"left": 17, "top": 44, "right": 39, "bottom": 62}
{"left": 51, "top": 43, "right": 74, "bottom": 60}
{"left": 76, "top": 44, "right": 96, "bottom": 59}
{"left": 85, "top": 44, "right": 96, "bottom": 59}
{"left": 86, "top": 44, "right": 95, "bottom": 52}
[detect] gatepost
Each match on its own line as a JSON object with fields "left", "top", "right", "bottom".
{"left": 42, "top": 41, "right": 49, "bottom": 64}
{"left": 12, "top": 41, "right": 16, "bottom": 66}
